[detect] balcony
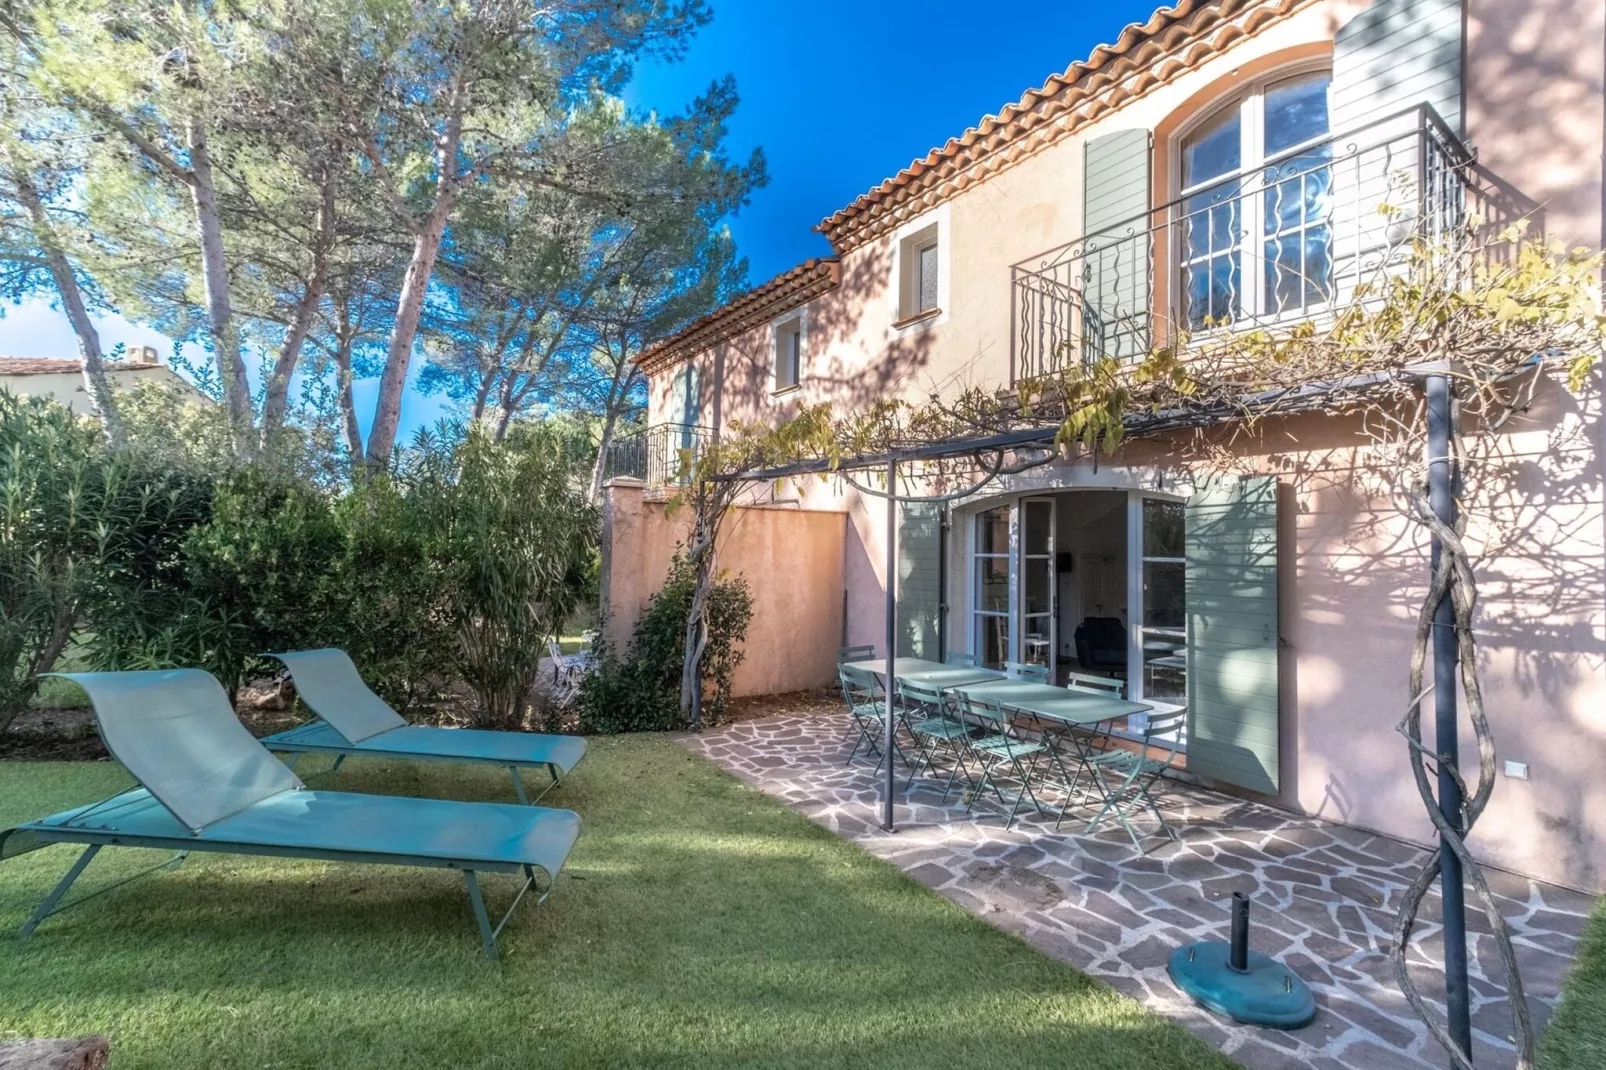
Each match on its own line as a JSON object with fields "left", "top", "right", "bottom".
{"left": 1010, "top": 105, "right": 1538, "bottom": 382}
{"left": 605, "top": 422, "right": 715, "bottom": 489}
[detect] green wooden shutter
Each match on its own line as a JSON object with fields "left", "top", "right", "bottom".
{"left": 1082, "top": 129, "right": 1152, "bottom": 363}
{"left": 896, "top": 502, "right": 945, "bottom": 659}
{"left": 1186, "top": 476, "right": 1280, "bottom": 794}
{"left": 1332, "top": 0, "right": 1463, "bottom": 134}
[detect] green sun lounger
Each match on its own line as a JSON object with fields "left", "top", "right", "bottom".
{"left": 259, "top": 648, "right": 586, "bottom": 804}
{"left": 1, "top": 669, "right": 582, "bottom": 959}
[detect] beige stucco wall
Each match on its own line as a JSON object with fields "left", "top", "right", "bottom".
{"left": 0, "top": 366, "right": 202, "bottom": 415}
{"left": 602, "top": 481, "right": 847, "bottom": 699}
{"left": 628, "top": 0, "right": 1606, "bottom": 890}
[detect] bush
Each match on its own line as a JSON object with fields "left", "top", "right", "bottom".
{"left": 576, "top": 553, "right": 752, "bottom": 734}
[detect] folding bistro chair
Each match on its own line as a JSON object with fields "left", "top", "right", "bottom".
{"left": 839, "top": 664, "right": 896, "bottom": 767}
{"left": 1004, "top": 661, "right": 1051, "bottom": 683}
{"left": 3, "top": 669, "right": 582, "bottom": 960}
{"left": 261, "top": 649, "right": 585, "bottom": 805}
{"left": 943, "top": 652, "right": 977, "bottom": 667}
{"left": 1063, "top": 671, "right": 1125, "bottom": 697}
{"left": 896, "top": 678, "right": 974, "bottom": 797}
{"left": 954, "top": 689, "right": 1051, "bottom": 830}
{"left": 1082, "top": 705, "right": 1189, "bottom": 848}
{"left": 838, "top": 645, "right": 875, "bottom": 663}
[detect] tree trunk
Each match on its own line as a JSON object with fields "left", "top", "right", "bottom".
{"left": 8, "top": 163, "right": 122, "bottom": 445}
{"left": 0, "top": 1035, "right": 109, "bottom": 1070}
{"left": 332, "top": 331, "right": 364, "bottom": 465}
{"left": 260, "top": 158, "right": 338, "bottom": 451}
{"left": 589, "top": 353, "right": 633, "bottom": 501}
{"left": 186, "top": 119, "right": 253, "bottom": 446}
{"left": 364, "top": 90, "right": 465, "bottom": 469}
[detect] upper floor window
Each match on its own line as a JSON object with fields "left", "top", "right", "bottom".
{"left": 772, "top": 310, "right": 804, "bottom": 392}
{"left": 896, "top": 221, "right": 942, "bottom": 324}
{"left": 1179, "top": 68, "right": 1333, "bottom": 329}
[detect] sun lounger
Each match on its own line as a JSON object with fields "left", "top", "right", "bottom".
{"left": 1, "top": 669, "right": 582, "bottom": 959}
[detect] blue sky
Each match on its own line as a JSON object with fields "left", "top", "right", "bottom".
{"left": 4, "top": 0, "right": 1161, "bottom": 439}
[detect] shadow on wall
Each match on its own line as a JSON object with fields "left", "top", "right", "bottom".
{"left": 1121, "top": 370, "right": 1603, "bottom": 889}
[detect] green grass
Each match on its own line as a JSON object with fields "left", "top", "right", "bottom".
{"left": 1541, "top": 896, "right": 1606, "bottom": 1069}
{"left": 0, "top": 739, "right": 1232, "bottom": 1070}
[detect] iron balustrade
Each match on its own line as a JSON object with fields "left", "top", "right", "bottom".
{"left": 1010, "top": 105, "right": 1539, "bottom": 382}
{"left": 605, "top": 422, "right": 715, "bottom": 488}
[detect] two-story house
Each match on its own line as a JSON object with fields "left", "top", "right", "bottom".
{"left": 601, "top": 0, "right": 1606, "bottom": 893}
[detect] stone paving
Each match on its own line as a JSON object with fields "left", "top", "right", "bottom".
{"left": 681, "top": 709, "right": 1596, "bottom": 1070}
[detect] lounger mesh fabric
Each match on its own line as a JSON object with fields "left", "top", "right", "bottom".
{"left": 57, "top": 670, "right": 303, "bottom": 833}
{"left": 269, "top": 648, "right": 406, "bottom": 742}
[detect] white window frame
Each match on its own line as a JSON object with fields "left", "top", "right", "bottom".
{"left": 770, "top": 308, "right": 806, "bottom": 393}
{"left": 888, "top": 204, "right": 950, "bottom": 334}
{"left": 1169, "top": 60, "right": 1334, "bottom": 327}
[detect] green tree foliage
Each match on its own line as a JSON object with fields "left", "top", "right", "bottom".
{"left": 576, "top": 554, "right": 751, "bottom": 734}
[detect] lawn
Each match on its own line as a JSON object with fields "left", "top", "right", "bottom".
{"left": 0, "top": 737, "right": 1233, "bottom": 1070}
{"left": 1541, "top": 895, "right": 1606, "bottom": 1070}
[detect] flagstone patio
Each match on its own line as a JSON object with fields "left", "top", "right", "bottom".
{"left": 681, "top": 708, "right": 1596, "bottom": 1070}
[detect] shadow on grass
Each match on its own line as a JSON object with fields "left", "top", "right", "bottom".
{"left": 0, "top": 739, "right": 1232, "bottom": 1070}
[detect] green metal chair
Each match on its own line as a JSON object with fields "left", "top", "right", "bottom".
{"left": 1063, "top": 671, "right": 1126, "bottom": 697}
{"left": 838, "top": 644, "right": 875, "bottom": 663}
{"left": 896, "top": 678, "right": 974, "bottom": 797}
{"left": 1004, "top": 661, "right": 1051, "bottom": 683}
{"left": 1080, "top": 705, "right": 1189, "bottom": 847}
{"left": 3, "top": 669, "right": 582, "bottom": 960}
{"left": 944, "top": 652, "right": 977, "bottom": 667}
{"left": 954, "top": 689, "right": 1050, "bottom": 830}
{"left": 838, "top": 664, "right": 897, "bottom": 767}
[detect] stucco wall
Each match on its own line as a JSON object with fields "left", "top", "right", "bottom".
{"left": 0, "top": 366, "right": 200, "bottom": 414}
{"left": 602, "top": 481, "right": 848, "bottom": 698}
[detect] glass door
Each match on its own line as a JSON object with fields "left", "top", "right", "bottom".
{"left": 1019, "top": 497, "right": 1056, "bottom": 673}
{"left": 1139, "top": 497, "right": 1187, "bottom": 704}
{"left": 971, "top": 505, "right": 1012, "bottom": 670}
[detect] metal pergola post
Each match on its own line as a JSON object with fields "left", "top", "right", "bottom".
{"left": 882, "top": 456, "right": 898, "bottom": 833}
{"left": 1426, "top": 370, "right": 1471, "bottom": 1063}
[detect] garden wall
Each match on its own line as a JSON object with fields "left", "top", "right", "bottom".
{"left": 601, "top": 480, "right": 847, "bottom": 698}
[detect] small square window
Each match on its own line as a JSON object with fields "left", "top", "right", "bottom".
{"left": 896, "top": 221, "right": 942, "bottom": 323}
{"left": 773, "top": 315, "right": 803, "bottom": 391}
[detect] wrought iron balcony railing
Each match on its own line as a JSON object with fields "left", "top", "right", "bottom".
{"left": 1010, "top": 105, "right": 1540, "bottom": 382}
{"left": 605, "top": 421, "right": 715, "bottom": 488}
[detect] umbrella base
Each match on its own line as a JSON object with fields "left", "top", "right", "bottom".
{"left": 1168, "top": 941, "right": 1317, "bottom": 1030}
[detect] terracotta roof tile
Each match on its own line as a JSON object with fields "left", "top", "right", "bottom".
{"left": 817, "top": 0, "right": 1317, "bottom": 251}
{"left": 0, "top": 357, "right": 163, "bottom": 375}
{"left": 637, "top": 258, "right": 841, "bottom": 376}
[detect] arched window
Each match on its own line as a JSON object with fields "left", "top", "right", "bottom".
{"left": 1178, "top": 67, "right": 1333, "bottom": 329}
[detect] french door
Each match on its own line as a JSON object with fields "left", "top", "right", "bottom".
{"left": 1019, "top": 497, "right": 1057, "bottom": 674}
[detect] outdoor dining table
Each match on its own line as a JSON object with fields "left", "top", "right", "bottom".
{"left": 841, "top": 658, "right": 1005, "bottom": 691}
{"left": 950, "top": 679, "right": 1153, "bottom": 813}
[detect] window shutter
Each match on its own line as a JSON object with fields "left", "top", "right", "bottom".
{"left": 1332, "top": 0, "right": 1463, "bottom": 134}
{"left": 896, "top": 502, "right": 945, "bottom": 659}
{"left": 1185, "top": 476, "right": 1280, "bottom": 795}
{"left": 1082, "top": 129, "right": 1152, "bottom": 362}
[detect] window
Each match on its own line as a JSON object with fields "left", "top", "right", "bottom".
{"left": 896, "top": 220, "right": 943, "bottom": 324}
{"left": 1179, "top": 68, "right": 1333, "bottom": 329}
{"left": 971, "top": 505, "right": 1012, "bottom": 670}
{"left": 1139, "top": 498, "right": 1186, "bottom": 703}
{"left": 772, "top": 312, "right": 804, "bottom": 391}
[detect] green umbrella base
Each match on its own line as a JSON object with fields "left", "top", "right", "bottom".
{"left": 1167, "top": 941, "right": 1318, "bottom": 1030}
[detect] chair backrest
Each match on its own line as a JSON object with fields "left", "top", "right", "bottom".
{"left": 52, "top": 669, "right": 303, "bottom": 834}
{"left": 1139, "top": 705, "right": 1189, "bottom": 758}
{"left": 1064, "top": 671, "right": 1126, "bottom": 698}
{"left": 943, "top": 652, "right": 976, "bottom": 667}
{"left": 268, "top": 649, "right": 407, "bottom": 744}
{"left": 838, "top": 644, "right": 875, "bottom": 664}
{"left": 547, "top": 638, "right": 565, "bottom": 661}
{"left": 896, "top": 677, "right": 946, "bottom": 714}
{"left": 838, "top": 664, "right": 884, "bottom": 706}
{"left": 1004, "top": 661, "right": 1050, "bottom": 683}
{"left": 954, "top": 689, "right": 1007, "bottom": 730}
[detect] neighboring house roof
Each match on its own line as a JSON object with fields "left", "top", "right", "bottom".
{"left": 0, "top": 357, "right": 163, "bottom": 375}
{"left": 637, "top": 258, "right": 841, "bottom": 377}
{"left": 816, "top": 0, "right": 1318, "bottom": 252}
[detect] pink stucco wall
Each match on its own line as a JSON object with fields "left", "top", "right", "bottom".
{"left": 623, "top": 0, "right": 1606, "bottom": 890}
{"left": 602, "top": 482, "right": 847, "bottom": 699}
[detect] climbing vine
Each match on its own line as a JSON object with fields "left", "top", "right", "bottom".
{"left": 669, "top": 217, "right": 1602, "bottom": 1067}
